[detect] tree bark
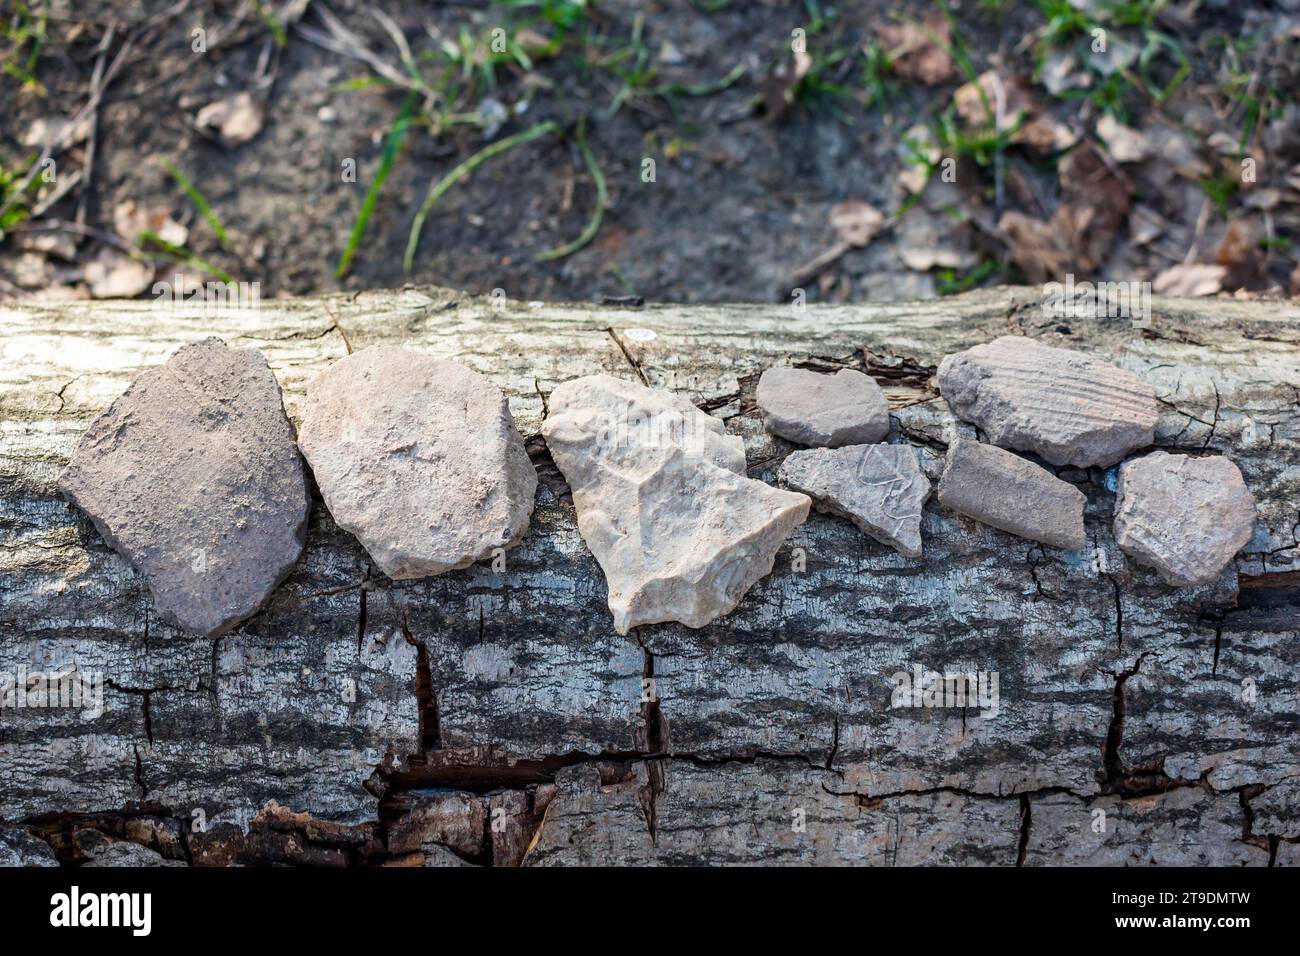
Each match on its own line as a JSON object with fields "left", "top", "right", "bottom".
{"left": 1, "top": 286, "right": 1297, "bottom": 866}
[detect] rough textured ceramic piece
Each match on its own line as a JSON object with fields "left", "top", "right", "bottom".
{"left": 937, "top": 335, "right": 1158, "bottom": 467}
{"left": 298, "top": 347, "right": 536, "bottom": 580}
{"left": 541, "top": 374, "right": 810, "bottom": 634}
{"left": 755, "top": 367, "right": 891, "bottom": 447}
{"left": 937, "top": 438, "right": 1087, "bottom": 550}
{"left": 1114, "top": 450, "right": 1257, "bottom": 586}
{"left": 780, "top": 443, "right": 931, "bottom": 557}
{"left": 58, "top": 337, "right": 309, "bottom": 637}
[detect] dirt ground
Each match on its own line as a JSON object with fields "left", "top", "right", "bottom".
{"left": 2, "top": 0, "right": 1299, "bottom": 305}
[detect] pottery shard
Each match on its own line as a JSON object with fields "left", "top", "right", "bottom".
{"left": 780, "top": 444, "right": 931, "bottom": 558}
{"left": 297, "top": 347, "right": 536, "bottom": 580}
{"left": 755, "top": 367, "right": 890, "bottom": 447}
{"left": 937, "top": 438, "right": 1086, "bottom": 551}
{"left": 541, "top": 374, "right": 810, "bottom": 634}
{"left": 58, "top": 337, "right": 309, "bottom": 637}
{"left": 1114, "top": 451, "right": 1257, "bottom": 586}
{"left": 936, "top": 335, "right": 1157, "bottom": 467}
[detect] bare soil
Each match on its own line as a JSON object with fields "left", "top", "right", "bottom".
{"left": 2, "top": 0, "right": 1298, "bottom": 304}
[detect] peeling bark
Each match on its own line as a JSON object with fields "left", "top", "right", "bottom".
{"left": 1, "top": 286, "right": 1297, "bottom": 865}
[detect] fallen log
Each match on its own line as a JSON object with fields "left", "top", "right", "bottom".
{"left": 1, "top": 286, "right": 1297, "bottom": 866}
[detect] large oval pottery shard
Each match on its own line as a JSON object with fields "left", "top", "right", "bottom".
{"left": 540, "top": 374, "right": 810, "bottom": 634}
{"left": 58, "top": 337, "right": 309, "bottom": 637}
{"left": 297, "top": 347, "right": 536, "bottom": 580}
{"left": 937, "top": 438, "right": 1086, "bottom": 551}
{"left": 1114, "top": 450, "right": 1257, "bottom": 586}
{"left": 936, "top": 335, "right": 1158, "bottom": 467}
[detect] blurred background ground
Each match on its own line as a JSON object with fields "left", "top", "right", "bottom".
{"left": 2, "top": 0, "right": 1298, "bottom": 306}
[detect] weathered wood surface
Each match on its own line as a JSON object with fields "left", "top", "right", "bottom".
{"left": 1, "top": 286, "right": 1297, "bottom": 866}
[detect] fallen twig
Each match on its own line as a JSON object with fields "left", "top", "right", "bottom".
{"left": 31, "top": 169, "right": 84, "bottom": 218}
{"left": 76, "top": 24, "right": 117, "bottom": 226}
{"left": 788, "top": 240, "right": 853, "bottom": 288}
{"left": 296, "top": 3, "right": 433, "bottom": 100}
{"left": 13, "top": 218, "right": 137, "bottom": 255}
{"left": 0, "top": 32, "right": 135, "bottom": 225}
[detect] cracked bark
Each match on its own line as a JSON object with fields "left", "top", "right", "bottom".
{"left": 1, "top": 286, "right": 1297, "bottom": 865}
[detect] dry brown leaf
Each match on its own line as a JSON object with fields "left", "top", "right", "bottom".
{"left": 1215, "top": 220, "right": 1266, "bottom": 288}
{"left": 997, "top": 211, "right": 1071, "bottom": 284}
{"left": 897, "top": 124, "right": 940, "bottom": 195}
{"left": 952, "top": 71, "right": 1070, "bottom": 152}
{"left": 1050, "top": 202, "right": 1105, "bottom": 271}
{"left": 898, "top": 165, "right": 930, "bottom": 195}
{"left": 514, "top": 28, "right": 552, "bottom": 52}
{"left": 953, "top": 71, "right": 1035, "bottom": 130}
{"left": 1039, "top": 50, "right": 1089, "bottom": 96}
{"left": 83, "top": 251, "right": 155, "bottom": 298}
{"left": 22, "top": 115, "right": 92, "bottom": 148}
{"left": 1206, "top": 131, "right": 1241, "bottom": 156}
{"left": 828, "top": 200, "right": 884, "bottom": 247}
{"left": 876, "top": 13, "right": 952, "bottom": 86}
{"left": 1242, "top": 188, "right": 1281, "bottom": 211}
{"left": 1096, "top": 114, "right": 1152, "bottom": 163}
{"left": 114, "top": 200, "right": 189, "bottom": 247}
{"left": 993, "top": 146, "right": 1134, "bottom": 282}
{"left": 13, "top": 252, "right": 51, "bottom": 289}
{"left": 1018, "top": 115, "right": 1077, "bottom": 152}
{"left": 195, "top": 91, "right": 264, "bottom": 147}
{"left": 760, "top": 50, "right": 812, "bottom": 122}
{"left": 1152, "top": 263, "right": 1227, "bottom": 297}
{"left": 29, "top": 284, "right": 91, "bottom": 302}
{"left": 1128, "top": 205, "right": 1167, "bottom": 247}
{"left": 1144, "top": 123, "right": 1212, "bottom": 181}
{"left": 1055, "top": 143, "right": 1132, "bottom": 271}
{"left": 1216, "top": 221, "right": 1258, "bottom": 269}
{"left": 14, "top": 231, "right": 78, "bottom": 260}
{"left": 897, "top": 210, "right": 979, "bottom": 272}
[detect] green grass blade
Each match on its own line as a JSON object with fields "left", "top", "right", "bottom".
{"left": 336, "top": 95, "right": 418, "bottom": 279}
{"left": 161, "top": 159, "right": 232, "bottom": 249}
{"left": 250, "top": 0, "right": 288, "bottom": 48}
{"left": 654, "top": 62, "right": 745, "bottom": 98}
{"left": 403, "top": 119, "right": 559, "bottom": 273}
{"left": 137, "top": 229, "right": 236, "bottom": 284}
